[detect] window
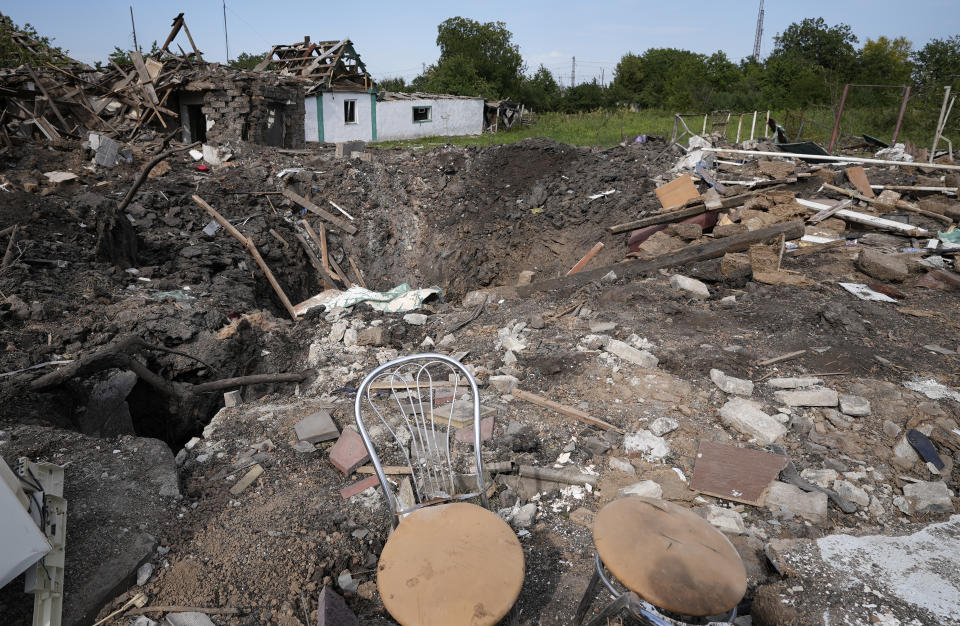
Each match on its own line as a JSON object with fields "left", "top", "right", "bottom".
{"left": 412, "top": 106, "right": 432, "bottom": 123}
{"left": 344, "top": 99, "right": 357, "bottom": 124}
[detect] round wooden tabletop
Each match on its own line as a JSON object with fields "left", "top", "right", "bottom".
{"left": 377, "top": 502, "right": 525, "bottom": 626}
{"left": 593, "top": 497, "right": 746, "bottom": 617}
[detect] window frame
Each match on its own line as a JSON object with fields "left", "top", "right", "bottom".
{"left": 344, "top": 99, "right": 358, "bottom": 125}
{"left": 412, "top": 105, "right": 432, "bottom": 124}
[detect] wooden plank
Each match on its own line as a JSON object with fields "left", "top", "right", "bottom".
{"left": 690, "top": 440, "right": 788, "bottom": 506}
{"left": 129, "top": 51, "right": 160, "bottom": 105}
{"left": 512, "top": 388, "right": 622, "bottom": 433}
{"left": 797, "top": 198, "right": 932, "bottom": 234}
{"left": 757, "top": 350, "right": 806, "bottom": 366}
{"left": 844, "top": 166, "right": 875, "bottom": 198}
{"left": 654, "top": 174, "right": 700, "bottom": 209}
{"left": 787, "top": 239, "right": 845, "bottom": 257}
{"left": 821, "top": 183, "right": 952, "bottom": 225}
{"left": 296, "top": 233, "right": 338, "bottom": 290}
{"left": 24, "top": 65, "right": 70, "bottom": 132}
{"left": 807, "top": 198, "right": 854, "bottom": 224}
{"left": 282, "top": 189, "right": 357, "bottom": 234}
{"left": 357, "top": 465, "right": 413, "bottom": 475}
{"left": 349, "top": 257, "right": 367, "bottom": 288}
{"left": 516, "top": 221, "right": 806, "bottom": 298}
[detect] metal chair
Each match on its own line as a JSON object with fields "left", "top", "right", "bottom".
{"left": 573, "top": 497, "right": 746, "bottom": 626}
{"left": 354, "top": 353, "right": 524, "bottom": 626}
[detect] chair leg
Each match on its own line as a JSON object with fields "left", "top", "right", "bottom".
{"left": 572, "top": 567, "right": 603, "bottom": 626}
{"left": 582, "top": 592, "right": 636, "bottom": 626}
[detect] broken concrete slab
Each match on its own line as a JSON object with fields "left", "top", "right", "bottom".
{"left": 605, "top": 339, "right": 658, "bottom": 368}
{"left": 773, "top": 388, "right": 839, "bottom": 407}
{"left": 903, "top": 481, "right": 954, "bottom": 514}
{"left": 766, "top": 376, "right": 823, "bottom": 389}
{"left": 839, "top": 393, "right": 871, "bottom": 417}
{"left": 648, "top": 416, "right": 679, "bottom": 436}
{"left": 858, "top": 248, "right": 909, "bottom": 282}
{"left": 719, "top": 397, "right": 787, "bottom": 444}
{"left": 700, "top": 505, "right": 746, "bottom": 534}
{"left": 710, "top": 368, "right": 754, "bottom": 396}
{"left": 489, "top": 374, "right": 519, "bottom": 394}
{"left": 832, "top": 479, "right": 870, "bottom": 507}
{"left": 669, "top": 273, "right": 710, "bottom": 299}
{"left": 765, "top": 481, "right": 828, "bottom": 522}
{"left": 294, "top": 410, "right": 340, "bottom": 443}
{"left": 165, "top": 612, "right": 216, "bottom": 626}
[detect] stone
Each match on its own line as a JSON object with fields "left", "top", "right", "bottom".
{"left": 832, "top": 479, "right": 870, "bottom": 507}
{"left": 892, "top": 435, "right": 921, "bottom": 468}
{"left": 528, "top": 314, "right": 545, "bottom": 329}
{"left": 702, "top": 506, "right": 746, "bottom": 534}
{"left": 338, "top": 570, "right": 360, "bottom": 594}
{"left": 503, "top": 351, "right": 517, "bottom": 366}
{"left": 580, "top": 334, "right": 608, "bottom": 350}
{"left": 501, "top": 335, "right": 526, "bottom": 353}
{"left": 403, "top": 313, "right": 427, "bottom": 326}
{"left": 839, "top": 393, "right": 871, "bottom": 417}
{"left": 136, "top": 562, "right": 153, "bottom": 586}
{"left": 201, "top": 144, "right": 231, "bottom": 166}
{"left": 223, "top": 390, "right": 242, "bottom": 407}
{"left": 589, "top": 320, "right": 617, "bottom": 333}
{"left": 608, "top": 457, "right": 635, "bottom": 475}
{"left": 328, "top": 321, "right": 347, "bottom": 343}
{"left": 605, "top": 339, "right": 658, "bottom": 368}
{"left": 648, "top": 416, "right": 679, "bottom": 437}
{"left": 584, "top": 437, "right": 611, "bottom": 456}
{"left": 710, "top": 369, "right": 754, "bottom": 396}
{"left": 719, "top": 397, "right": 787, "bottom": 445}
{"left": 623, "top": 429, "right": 670, "bottom": 460}
{"left": 489, "top": 374, "right": 519, "bottom": 394}
{"left": 767, "top": 377, "right": 823, "bottom": 389}
{"left": 618, "top": 480, "right": 663, "bottom": 499}
{"left": 294, "top": 410, "right": 340, "bottom": 443}
{"left": 773, "top": 388, "right": 839, "bottom": 407}
{"left": 669, "top": 274, "right": 710, "bottom": 299}
{"left": 329, "top": 428, "right": 370, "bottom": 475}
{"left": 336, "top": 140, "right": 365, "bottom": 157}
{"left": 512, "top": 503, "right": 538, "bottom": 528}
{"left": 316, "top": 584, "right": 359, "bottom": 626}
{"left": 165, "top": 613, "right": 216, "bottom": 626}
{"left": 357, "top": 327, "right": 386, "bottom": 346}
{"left": 858, "top": 248, "right": 909, "bottom": 282}
{"left": 438, "top": 333, "right": 456, "bottom": 348}
{"left": 882, "top": 420, "right": 902, "bottom": 438}
{"left": 903, "top": 481, "right": 954, "bottom": 514}
{"left": 569, "top": 507, "right": 596, "bottom": 527}
{"left": 799, "top": 468, "right": 838, "bottom": 489}
{"left": 292, "top": 441, "right": 316, "bottom": 454}
{"left": 342, "top": 328, "right": 358, "bottom": 347}
{"left": 765, "top": 481, "right": 829, "bottom": 522}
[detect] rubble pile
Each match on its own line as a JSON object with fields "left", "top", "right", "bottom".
{"left": 1, "top": 124, "right": 960, "bottom": 626}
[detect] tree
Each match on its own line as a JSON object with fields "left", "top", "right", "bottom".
{"left": 229, "top": 52, "right": 266, "bottom": 70}
{"left": 558, "top": 80, "right": 608, "bottom": 112}
{"left": 434, "top": 17, "right": 524, "bottom": 97}
{"left": 0, "top": 13, "right": 70, "bottom": 67}
{"left": 108, "top": 41, "right": 161, "bottom": 68}
{"left": 912, "top": 35, "right": 960, "bottom": 91}
{"left": 417, "top": 55, "right": 496, "bottom": 99}
{"left": 770, "top": 18, "right": 858, "bottom": 75}
{"left": 377, "top": 76, "right": 408, "bottom": 93}
{"left": 857, "top": 37, "right": 912, "bottom": 85}
{"left": 518, "top": 65, "right": 560, "bottom": 112}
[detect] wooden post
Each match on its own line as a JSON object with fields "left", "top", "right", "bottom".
{"left": 736, "top": 114, "right": 743, "bottom": 144}
{"left": 750, "top": 110, "right": 757, "bottom": 141}
{"left": 192, "top": 195, "right": 298, "bottom": 321}
{"left": 702, "top": 113, "right": 708, "bottom": 135}
{"left": 566, "top": 242, "right": 604, "bottom": 275}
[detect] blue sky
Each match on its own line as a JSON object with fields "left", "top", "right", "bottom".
{"left": 5, "top": 1, "right": 958, "bottom": 86}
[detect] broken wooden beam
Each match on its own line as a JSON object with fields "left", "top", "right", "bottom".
{"left": 192, "top": 195, "right": 298, "bottom": 321}
{"left": 512, "top": 388, "right": 622, "bottom": 432}
{"left": 702, "top": 147, "right": 960, "bottom": 172}
{"left": 821, "top": 183, "right": 952, "bottom": 225}
{"left": 282, "top": 189, "right": 357, "bottom": 234}
{"left": 796, "top": 198, "right": 930, "bottom": 235}
{"left": 349, "top": 256, "right": 367, "bottom": 288}
{"left": 518, "top": 465, "right": 599, "bottom": 488}
{"left": 757, "top": 350, "right": 806, "bottom": 366}
{"left": 516, "top": 221, "right": 806, "bottom": 298}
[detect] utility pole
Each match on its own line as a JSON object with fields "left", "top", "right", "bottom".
{"left": 422, "top": 62, "right": 426, "bottom": 74}
{"left": 129, "top": 6, "right": 139, "bottom": 54}
{"left": 223, "top": 0, "right": 230, "bottom": 63}
{"left": 601, "top": 68, "right": 605, "bottom": 88}
{"left": 752, "top": 0, "right": 765, "bottom": 63}
{"left": 571, "top": 56, "right": 576, "bottom": 88}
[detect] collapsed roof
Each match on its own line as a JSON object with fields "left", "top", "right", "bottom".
{"left": 254, "top": 38, "right": 373, "bottom": 94}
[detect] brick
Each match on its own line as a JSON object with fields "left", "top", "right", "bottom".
{"left": 229, "top": 464, "right": 263, "bottom": 495}
{"left": 455, "top": 416, "right": 494, "bottom": 444}
{"left": 294, "top": 410, "right": 340, "bottom": 443}
{"left": 329, "top": 428, "right": 370, "bottom": 475}
{"left": 339, "top": 475, "right": 380, "bottom": 499}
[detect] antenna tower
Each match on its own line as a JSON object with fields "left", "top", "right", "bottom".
{"left": 752, "top": 0, "right": 765, "bottom": 62}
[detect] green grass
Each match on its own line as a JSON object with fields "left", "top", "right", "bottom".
{"left": 372, "top": 106, "right": 943, "bottom": 151}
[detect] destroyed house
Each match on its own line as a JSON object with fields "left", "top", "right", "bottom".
{"left": 255, "top": 36, "right": 484, "bottom": 143}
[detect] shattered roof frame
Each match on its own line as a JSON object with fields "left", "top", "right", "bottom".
{"left": 254, "top": 38, "right": 372, "bottom": 93}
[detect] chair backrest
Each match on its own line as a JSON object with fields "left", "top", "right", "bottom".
{"left": 354, "top": 353, "right": 488, "bottom": 525}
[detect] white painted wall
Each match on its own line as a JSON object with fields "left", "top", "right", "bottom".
{"left": 304, "top": 96, "right": 319, "bottom": 143}
{"left": 321, "top": 92, "right": 373, "bottom": 142}
{"left": 375, "top": 97, "right": 484, "bottom": 141}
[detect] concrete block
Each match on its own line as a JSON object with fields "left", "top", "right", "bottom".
{"left": 605, "top": 339, "right": 658, "bottom": 368}
{"left": 357, "top": 327, "right": 387, "bottom": 346}
{"left": 765, "top": 481, "right": 828, "bottom": 522}
{"left": 455, "top": 416, "right": 494, "bottom": 444}
{"left": 903, "top": 480, "right": 954, "bottom": 514}
{"left": 773, "top": 388, "right": 839, "bottom": 407}
{"left": 710, "top": 369, "right": 754, "bottom": 396}
{"left": 330, "top": 428, "right": 370, "bottom": 475}
{"left": 223, "top": 390, "right": 242, "bottom": 407}
{"left": 294, "top": 410, "right": 340, "bottom": 443}
{"left": 839, "top": 393, "right": 871, "bottom": 417}
{"left": 719, "top": 397, "right": 787, "bottom": 444}
{"left": 669, "top": 274, "right": 710, "bottom": 299}
{"left": 336, "top": 141, "right": 366, "bottom": 158}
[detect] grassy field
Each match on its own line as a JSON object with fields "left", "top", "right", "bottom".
{"left": 373, "top": 105, "right": 943, "bottom": 151}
